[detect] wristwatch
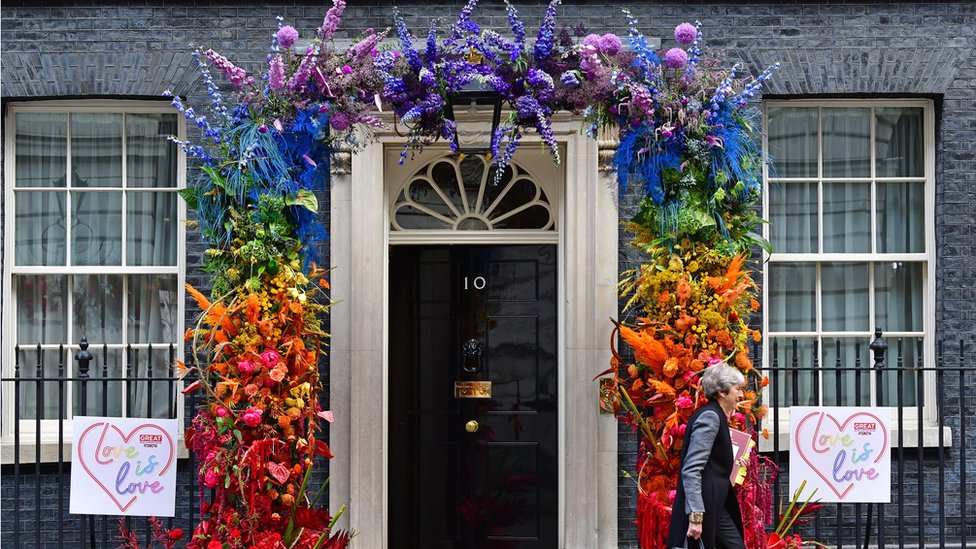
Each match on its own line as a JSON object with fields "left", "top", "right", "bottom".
{"left": 689, "top": 512, "right": 704, "bottom": 525}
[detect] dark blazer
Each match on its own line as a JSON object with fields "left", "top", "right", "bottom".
{"left": 666, "top": 399, "right": 744, "bottom": 549}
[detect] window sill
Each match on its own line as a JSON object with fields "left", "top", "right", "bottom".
{"left": 1, "top": 439, "right": 190, "bottom": 466}
{"left": 758, "top": 424, "right": 953, "bottom": 454}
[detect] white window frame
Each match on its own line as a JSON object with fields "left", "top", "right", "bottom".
{"left": 1, "top": 100, "right": 187, "bottom": 461}
{"left": 760, "top": 98, "right": 948, "bottom": 450}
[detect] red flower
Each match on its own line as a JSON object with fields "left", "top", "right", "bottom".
{"left": 294, "top": 505, "right": 333, "bottom": 531}
{"left": 168, "top": 529, "right": 185, "bottom": 541}
{"left": 207, "top": 540, "right": 223, "bottom": 549}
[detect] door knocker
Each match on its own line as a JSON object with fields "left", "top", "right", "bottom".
{"left": 461, "top": 338, "right": 485, "bottom": 373}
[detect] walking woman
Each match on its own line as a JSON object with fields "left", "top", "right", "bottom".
{"left": 666, "top": 363, "right": 747, "bottom": 549}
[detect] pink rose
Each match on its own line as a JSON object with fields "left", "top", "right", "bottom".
{"left": 672, "top": 423, "right": 687, "bottom": 437}
{"left": 237, "top": 360, "right": 255, "bottom": 374}
{"left": 242, "top": 407, "right": 263, "bottom": 428}
{"left": 216, "top": 407, "right": 230, "bottom": 418}
{"left": 260, "top": 350, "right": 281, "bottom": 369}
{"left": 204, "top": 469, "right": 219, "bottom": 489}
{"left": 668, "top": 489, "right": 677, "bottom": 502}
{"left": 675, "top": 394, "right": 694, "bottom": 410}
{"left": 269, "top": 365, "right": 287, "bottom": 383}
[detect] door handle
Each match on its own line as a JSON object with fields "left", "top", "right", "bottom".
{"left": 465, "top": 420, "right": 479, "bottom": 433}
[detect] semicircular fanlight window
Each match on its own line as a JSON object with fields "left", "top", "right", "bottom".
{"left": 391, "top": 155, "right": 554, "bottom": 232}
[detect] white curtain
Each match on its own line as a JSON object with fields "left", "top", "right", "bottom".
{"left": 13, "top": 111, "right": 179, "bottom": 418}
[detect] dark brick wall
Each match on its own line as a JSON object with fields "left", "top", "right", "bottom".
{"left": 2, "top": 1, "right": 975, "bottom": 547}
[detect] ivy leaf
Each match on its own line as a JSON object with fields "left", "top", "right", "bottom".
{"left": 285, "top": 189, "right": 318, "bottom": 212}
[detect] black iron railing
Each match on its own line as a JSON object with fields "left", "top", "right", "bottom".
{"left": 1, "top": 338, "right": 199, "bottom": 548}
{"left": 761, "top": 331, "right": 975, "bottom": 548}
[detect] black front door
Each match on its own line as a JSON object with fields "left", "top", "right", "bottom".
{"left": 389, "top": 245, "right": 558, "bottom": 549}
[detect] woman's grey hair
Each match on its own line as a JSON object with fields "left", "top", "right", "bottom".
{"left": 701, "top": 363, "right": 746, "bottom": 400}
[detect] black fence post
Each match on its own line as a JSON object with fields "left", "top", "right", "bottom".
{"left": 74, "top": 337, "right": 96, "bottom": 549}
{"left": 865, "top": 328, "right": 887, "bottom": 549}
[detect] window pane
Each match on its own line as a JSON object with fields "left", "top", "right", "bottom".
{"left": 73, "top": 274, "right": 124, "bottom": 344}
{"left": 73, "top": 347, "right": 124, "bottom": 417}
{"left": 822, "top": 337, "right": 872, "bottom": 406}
{"left": 821, "top": 262, "right": 869, "bottom": 332}
{"left": 71, "top": 113, "right": 122, "bottom": 188}
{"left": 875, "top": 262, "right": 923, "bottom": 332}
{"left": 875, "top": 107, "right": 923, "bottom": 178}
{"left": 823, "top": 182, "right": 870, "bottom": 253}
{"left": 767, "top": 107, "right": 817, "bottom": 178}
{"left": 768, "top": 337, "right": 817, "bottom": 407}
{"left": 823, "top": 108, "right": 870, "bottom": 178}
{"left": 129, "top": 347, "right": 177, "bottom": 418}
{"left": 129, "top": 274, "right": 179, "bottom": 343}
{"left": 15, "top": 113, "right": 67, "bottom": 188}
{"left": 878, "top": 337, "right": 921, "bottom": 407}
{"left": 768, "top": 181, "right": 817, "bottom": 253}
{"left": 15, "top": 275, "right": 68, "bottom": 345}
{"left": 768, "top": 263, "right": 816, "bottom": 332}
{"left": 127, "top": 113, "right": 178, "bottom": 188}
{"left": 127, "top": 191, "right": 178, "bottom": 266}
{"left": 71, "top": 191, "right": 122, "bottom": 266}
{"left": 15, "top": 190, "right": 66, "bottom": 266}
{"left": 876, "top": 182, "right": 924, "bottom": 253}
{"left": 15, "top": 347, "right": 65, "bottom": 420}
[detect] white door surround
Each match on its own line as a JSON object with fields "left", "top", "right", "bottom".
{"left": 329, "top": 115, "right": 619, "bottom": 548}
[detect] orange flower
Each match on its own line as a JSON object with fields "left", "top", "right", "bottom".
{"left": 663, "top": 357, "right": 680, "bottom": 378}
{"left": 735, "top": 352, "right": 753, "bottom": 371}
{"left": 620, "top": 325, "right": 668, "bottom": 371}
{"left": 676, "top": 277, "right": 692, "bottom": 306}
{"left": 762, "top": 428, "right": 770, "bottom": 440}
{"left": 761, "top": 375, "right": 769, "bottom": 387}
{"left": 750, "top": 298, "right": 760, "bottom": 311}
{"left": 657, "top": 291, "right": 671, "bottom": 307}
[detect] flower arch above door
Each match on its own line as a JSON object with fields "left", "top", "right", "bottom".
{"left": 389, "top": 152, "right": 556, "bottom": 233}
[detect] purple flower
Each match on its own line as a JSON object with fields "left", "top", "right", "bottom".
{"left": 533, "top": 0, "right": 559, "bottom": 62}
{"left": 674, "top": 22, "right": 697, "bottom": 45}
{"left": 268, "top": 54, "right": 285, "bottom": 90}
{"left": 276, "top": 26, "right": 299, "bottom": 49}
{"left": 329, "top": 111, "right": 352, "bottom": 131}
{"left": 318, "top": 0, "right": 346, "bottom": 41}
{"left": 204, "top": 49, "right": 253, "bottom": 88}
{"left": 664, "top": 47, "right": 688, "bottom": 69}
{"left": 598, "top": 33, "right": 622, "bottom": 56}
{"left": 583, "top": 33, "right": 601, "bottom": 48}
{"left": 560, "top": 71, "right": 580, "bottom": 88}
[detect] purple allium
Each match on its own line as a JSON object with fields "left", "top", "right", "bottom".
{"left": 583, "top": 33, "right": 601, "bottom": 48}
{"left": 268, "top": 54, "right": 285, "bottom": 90}
{"left": 329, "top": 112, "right": 352, "bottom": 131}
{"left": 664, "top": 47, "right": 688, "bottom": 69}
{"left": 674, "top": 22, "right": 697, "bottom": 45}
{"left": 598, "top": 33, "right": 622, "bottom": 55}
{"left": 560, "top": 71, "right": 580, "bottom": 87}
{"left": 276, "top": 26, "right": 299, "bottom": 49}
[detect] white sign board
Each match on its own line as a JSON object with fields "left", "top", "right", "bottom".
{"left": 789, "top": 407, "right": 891, "bottom": 503}
{"left": 70, "top": 416, "right": 179, "bottom": 517}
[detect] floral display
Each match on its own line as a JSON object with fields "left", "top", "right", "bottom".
{"left": 377, "top": 0, "right": 591, "bottom": 180}
{"left": 165, "top": 1, "right": 387, "bottom": 547}
{"left": 159, "top": 1, "right": 782, "bottom": 546}
{"left": 591, "top": 17, "right": 780, "bottom": 549}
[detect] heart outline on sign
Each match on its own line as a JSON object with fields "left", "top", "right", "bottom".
{"left": 77, "top": 422, "right": 175, "bottom": 513}
{"left": 793, "top": 411, "right": 888, "bottom": 500}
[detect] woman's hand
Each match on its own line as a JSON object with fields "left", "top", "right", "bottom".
{"left": 686, "top": 522, "right": 703, "bottom": 540}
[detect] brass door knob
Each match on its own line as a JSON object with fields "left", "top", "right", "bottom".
{"left": 465, "top": 420, "right": 479, "bottom": 433}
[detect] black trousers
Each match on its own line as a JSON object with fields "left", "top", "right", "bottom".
{"left": 715, "top": 508, "right": 746, "bottom": 549}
